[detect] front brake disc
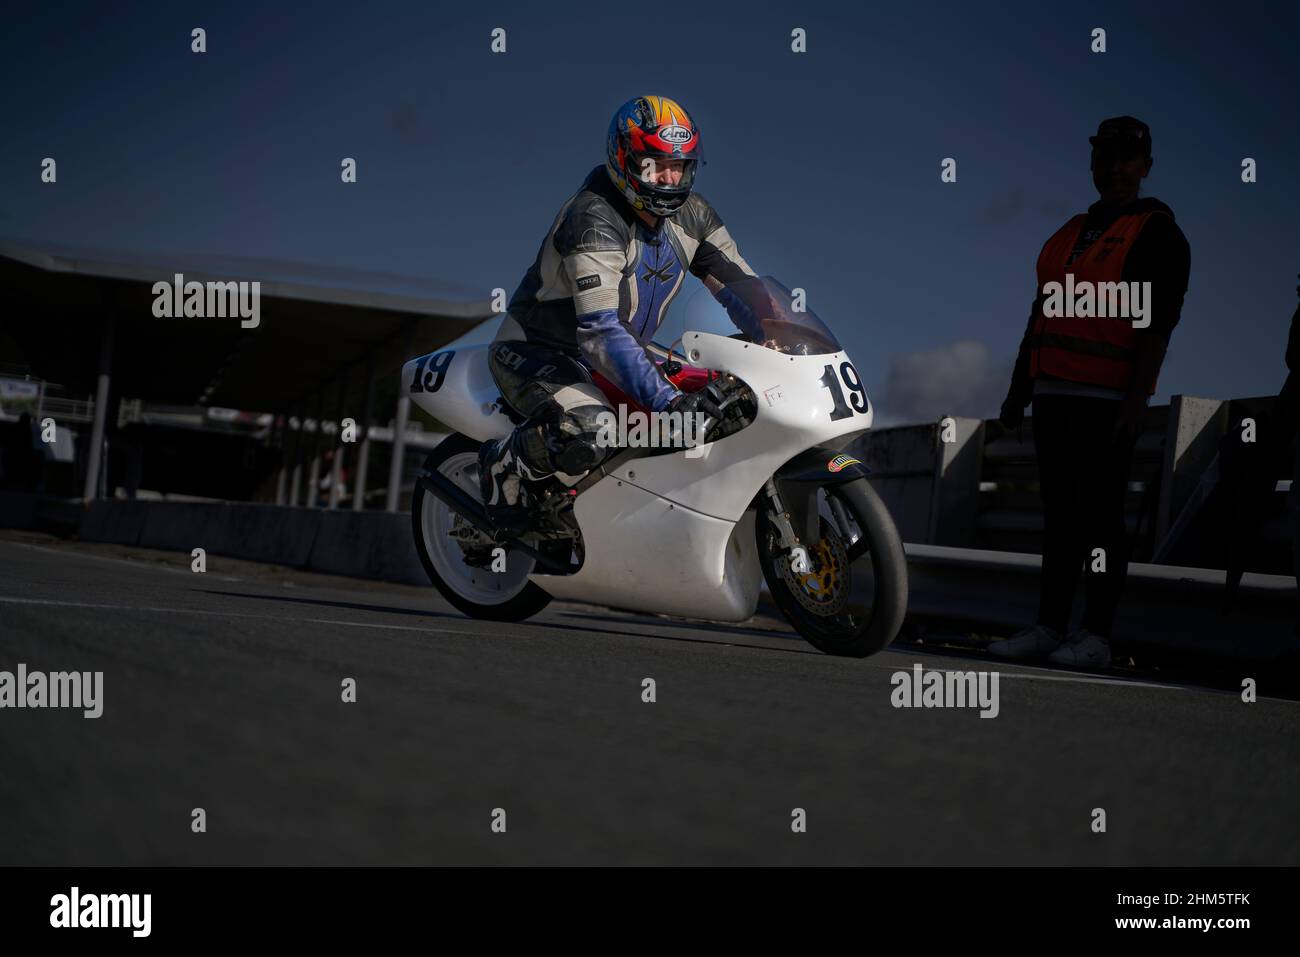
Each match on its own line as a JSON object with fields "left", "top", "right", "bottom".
{"left": 778, "top": 531, "right": 850, "bottom": 616}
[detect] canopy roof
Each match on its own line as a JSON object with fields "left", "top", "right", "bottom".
{"left": 0, "top": 240, "right": 497, "bottom": 413}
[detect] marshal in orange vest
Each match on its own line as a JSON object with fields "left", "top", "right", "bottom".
{"left": 1028, "top": 210, "right": 1167, "bottom": 394}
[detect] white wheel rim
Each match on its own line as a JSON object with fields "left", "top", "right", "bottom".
{"left": 420, "top": 451, "right": 534, "bottom": 605}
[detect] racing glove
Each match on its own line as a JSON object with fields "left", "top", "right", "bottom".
{"left": 667, "top": 384, "right": 725, "bottom": 423}
{"left": 664, "top": 382, "right": 727, "bottom": 446}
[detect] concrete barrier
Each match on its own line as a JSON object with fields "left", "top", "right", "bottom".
{"left": 80, "top": 499, "right": 150, "bottom": 546}
{"left": 138, "top": 502, "right": 230, "bottom": 554}
{"left": 309, "top": 510, "right": 425, "bottom": 585}
{"left": 0, "top": 492, "right": 38, "bottom": 531}
{"left": 77, "top": 499, "right": 423, "bottom": 586}
{"left": 848, "top": 418, "right": 986, "bottom": 547}
{"left": 221, "top": 503, "right": 319, "bottom": 567}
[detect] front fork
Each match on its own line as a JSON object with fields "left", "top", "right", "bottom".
{"left": 763, "top": 478, "right": 811, "bottom": 574}
{"left": 761, "top": 478, "right": 862, "bottom": 575}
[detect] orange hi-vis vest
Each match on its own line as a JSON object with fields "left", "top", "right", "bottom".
{"left": 1029, "top": 209, "right": 1166, "bottom": 395}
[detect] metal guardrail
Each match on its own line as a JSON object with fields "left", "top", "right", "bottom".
{"left": 904, "top": 542, "right": 1295, "bottom": 660}
{"left": 850, "top": 395, "right": 1292, "bottom": 574}
{"left": 26, "top": 396, "right": 96, "bottom": 423}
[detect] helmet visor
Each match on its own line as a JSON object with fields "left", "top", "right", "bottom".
{"left": 629, "top": 152, "right": 698, "bottom": 195}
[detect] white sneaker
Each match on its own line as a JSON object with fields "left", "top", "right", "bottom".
{"left": 988, "top": 624, "right": 1063, "bottom": 660}
{"left": 1048, "top": 629, "right": 1112, "bottom": 668}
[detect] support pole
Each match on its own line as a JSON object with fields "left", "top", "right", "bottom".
{"left": 288, "top": 409, "right": 304, "bottom": 507}
{"left": 386, "top": 321, "right": 418, "bottom": 513}
{"left": 273, "top": 413, "right": 289, "bottom": 505}
{"left": 385, "top": 395, "right": 411, "bottom": 513}
{"left": 353, "top": 362, "right": 375, "bottom": 512}
{"left": 306, "top": 394, "right": 324, "bottom": 509}
{"left": 328, "top": 374, "right": 349, "bottom": 510}
{"left": 82, "top": 317, "right": 115, "bottom": 501}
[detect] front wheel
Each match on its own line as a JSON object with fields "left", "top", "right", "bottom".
{"left": 411, "top": 433, "right": 553, "bottom": 622}
{"left": 757, "top": 478, "right": 908, "bottom": 658}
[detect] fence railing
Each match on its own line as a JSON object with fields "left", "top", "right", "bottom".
{"left": 847, "top": 395, "right": 1291, "bottom": 574}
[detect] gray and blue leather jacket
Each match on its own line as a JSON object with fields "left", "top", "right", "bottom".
{"left": 495, "top": 165, "right": 763, "bottom": 411}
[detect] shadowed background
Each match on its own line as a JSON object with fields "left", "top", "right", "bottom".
{"left": 2, "top": 0, "right": 1296, "bottom": 423}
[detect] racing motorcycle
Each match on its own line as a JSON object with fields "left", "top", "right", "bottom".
{"left": 401, "top": 277, "right": 907, "bottom": 658}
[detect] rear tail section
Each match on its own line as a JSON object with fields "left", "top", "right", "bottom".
{"left": 402, "top": 343, "right": 515, "bottom": 442}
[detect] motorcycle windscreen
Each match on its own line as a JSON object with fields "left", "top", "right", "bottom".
{"left": 709, "top": 276, "right": 843, "bottom": 356}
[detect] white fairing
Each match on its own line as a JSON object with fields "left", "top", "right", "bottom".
{"left": 404, "top": 333, "right": 874, "bottom": 622}
{"left": 601, "top": 333, "right": 872, "bottom": 522}
{"left": 402, "top": 344, "right": 515, "bottom": 442}
{"left": 540, "top": 481, "right": 766, "bottom": 622}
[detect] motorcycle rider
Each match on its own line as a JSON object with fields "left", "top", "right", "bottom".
{"left": 479, "top": 95, "right": 772, "bottom": 529}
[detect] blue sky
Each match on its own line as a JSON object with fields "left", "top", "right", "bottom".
{"left": 3, "top": 0, "right": 1296, "bottom": 422}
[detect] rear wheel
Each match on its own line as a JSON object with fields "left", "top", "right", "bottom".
{"left": 757, "top": 478, "right": 908, "bottom": 657}
{"left": 411, "top": 433, "right": 553, "bottom": 621}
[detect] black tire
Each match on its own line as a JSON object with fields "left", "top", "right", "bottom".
{"left": 757, "top": 478, "right": 908, "bottom": 658}
{"left": 410, "top": 433, "right": 553, "bottom": 622}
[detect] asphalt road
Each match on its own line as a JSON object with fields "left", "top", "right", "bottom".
{"left": 1, "top": 531, "right": 1297, "bottom": 865}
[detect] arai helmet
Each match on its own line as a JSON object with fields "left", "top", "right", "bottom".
{"left": 604, "top": 95, "right": 702, "bottom": 217}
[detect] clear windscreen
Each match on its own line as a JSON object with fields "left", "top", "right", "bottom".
{"left": 680, "top": 276, "right": 841, "bottom": 356}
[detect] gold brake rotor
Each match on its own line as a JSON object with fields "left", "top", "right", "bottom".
{"left": 795, "top": 540, "right": 841, "bottom": 599}
{"left": 783, "top": 532, "right": 853, "bottom": 618}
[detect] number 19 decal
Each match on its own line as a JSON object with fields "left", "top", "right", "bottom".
{"left": 410, "top": 350, "right": 455, "bottom": 394}
{"left": 818, "top": 362, "right": 868, "bottom": 421}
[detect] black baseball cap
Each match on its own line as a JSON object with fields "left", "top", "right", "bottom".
{"left": 1089, "top": 116, "right": 1152, "bottom": 157}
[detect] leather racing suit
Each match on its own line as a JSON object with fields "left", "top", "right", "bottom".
{"left": 480, "top": 164, "right": 766, "bottom": 512}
